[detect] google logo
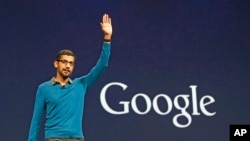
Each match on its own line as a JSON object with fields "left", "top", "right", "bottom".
{"left": 100, "top": 82, "right": 216, "bottom": 128}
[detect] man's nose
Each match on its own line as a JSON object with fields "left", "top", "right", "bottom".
{"left": 65, "top": 63, "right": 71, "bottom": 67}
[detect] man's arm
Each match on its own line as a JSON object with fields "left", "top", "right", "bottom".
{"left": 79, "top": 14, "right": 113, "bottom": 87}
{"left": 28, "top": 87, "right": 45, "bottom": 141}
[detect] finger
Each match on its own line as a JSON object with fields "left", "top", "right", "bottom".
{"left": 102, "top": 14, "right": 105, "bottom": 23}
{"left": 109, "top": 17, "right": 112, "bottom": 24}
{"left": 104, "top": 14, "right": 110, "bottom": 23}
{"left": 103, "top": 14, "right": 106, "bottom": 23}
{"left": 101, "top": 14, "right": 111, "bottom": 24}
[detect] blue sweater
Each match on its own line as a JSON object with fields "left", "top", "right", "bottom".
{"left": 28, "top": 42, "right": 111, "bottom": 141}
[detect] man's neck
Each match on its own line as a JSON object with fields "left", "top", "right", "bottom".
{"left": 54, "top": 75, "right": 69, "bottom": 86}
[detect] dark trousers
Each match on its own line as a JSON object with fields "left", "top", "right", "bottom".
{"left": 45, "top": 138, "right": 84, "bottom": 141}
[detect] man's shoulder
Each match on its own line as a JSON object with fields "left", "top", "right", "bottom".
{"left": 38, "top": 79, "right": 52, "bottom": 88}
{"left": 73, "top": 76, "right": 88, "bottom": 83}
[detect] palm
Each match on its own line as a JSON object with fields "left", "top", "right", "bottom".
{"left": 100, "top": 14, "right": 112, "bottom": 36}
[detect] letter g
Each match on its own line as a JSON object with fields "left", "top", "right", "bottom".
{"left": 100, "top": 82, "right": 130, "bottom": 114}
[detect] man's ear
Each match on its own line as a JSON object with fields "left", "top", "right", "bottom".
{"left": 54, "top": 61, "right": 58, "bottom": 68}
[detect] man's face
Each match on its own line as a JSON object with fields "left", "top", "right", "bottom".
{"left": 54, "top": 55, "right": 75, "bottom": 79}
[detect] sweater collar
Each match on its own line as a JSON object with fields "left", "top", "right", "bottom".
{"left": 51, "top": 77, "right": 73, "bottom": 85}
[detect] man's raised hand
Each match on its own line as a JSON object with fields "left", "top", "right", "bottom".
{"left": 100, "top": 14, "right": 112, "bottom": 40}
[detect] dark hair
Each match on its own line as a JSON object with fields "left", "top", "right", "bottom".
{"left": 56, "top": 49, "right": 76, "bottom": 61}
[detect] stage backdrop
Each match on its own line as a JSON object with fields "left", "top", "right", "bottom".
{"left": 0, "top": 0, "right": 249, "bottom": 141}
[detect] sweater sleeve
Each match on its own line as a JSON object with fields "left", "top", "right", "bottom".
{"left": 28, "top": 86, "right": 45, "bottom": 141}
{"left": 79, "top": 42, "right": 111, "bottom": 87}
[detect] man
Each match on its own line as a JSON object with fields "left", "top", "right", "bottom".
{"left": 28, "top": 14, "right": 112, "bottom": 141}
